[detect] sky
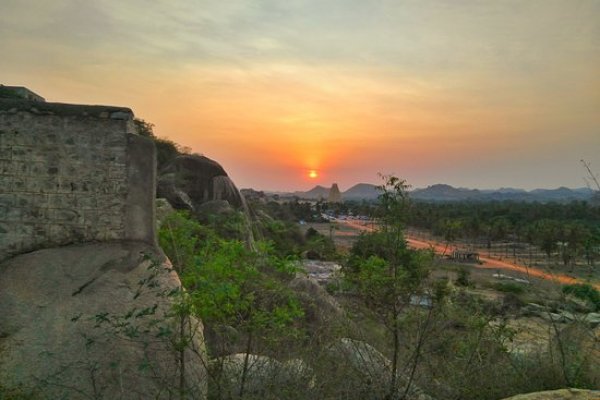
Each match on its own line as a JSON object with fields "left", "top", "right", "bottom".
{"left": 1, "top": 0, "right": 599, "bottom": 191}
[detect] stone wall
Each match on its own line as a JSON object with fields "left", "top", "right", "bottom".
{"left": 0, "top": 99, "right": 156, "bottom": 261}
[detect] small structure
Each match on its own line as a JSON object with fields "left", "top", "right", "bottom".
{"left": 450, "top": 250, "right": 480, "bottom": 263}
{"left": 0, "top": 85, "right": 45, "bottom": 102}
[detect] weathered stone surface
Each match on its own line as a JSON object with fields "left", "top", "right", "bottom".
{"left": 0, "top": 99, "right": 155, "bottom": 261}
{"left": 156, "top": 197, "right": 176, "bottom": 229}
{"left": 289, "top": 275, "right": 344, "bottom": 327}
{"left": 214, "top": 353, "right": 313, "bottom": 399}
{"left": 0, "top": 241, "right": 207, "bottom": 399}
{"left": 500, "top": 389, "right": 600, "bottom": 400}
{"left": 158, "top": 154, "right": 245, "bottom": 211}
{"left": 300, "top": 259, "right": 342, "bottom": 284}
{"left": 158, "top": 154, "right": 255, "bottom": 246}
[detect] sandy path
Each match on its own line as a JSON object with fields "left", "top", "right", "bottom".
{"left": 337, "top": 219, "right": 600, "bottom": 290}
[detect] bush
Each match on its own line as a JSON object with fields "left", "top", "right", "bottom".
{"left": 493, "top": 282, "right": 525, "bottom": 294}
{"left": 562, "top": 284, "right": 600, "bottom": 311}
{"left": 455, "top": 267, "right": 471, "bottom": 287}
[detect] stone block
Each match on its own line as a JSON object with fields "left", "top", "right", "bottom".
{"left": 0, "top": 193, "right": 14, "bottom": 207}
{"left": 0, "top": 146, "right": 12, "bottom": 159}
{"left": 0, "top": 175, "right": 12, "bottom": 190}
{"left": 5, "top": 207, "right": 23, "bottom": 222}
{"left": 77, "top": 196, "right": 97, "bottom": 209}
{"left": 10, "top": 145, "right": 32, "bottom": 161}
{"left": 11, "top": 130, "right": 35, "bottom": 146}
{"left": 0, "top": 129, "right": 10, "bottom": 145}
{"left": 11, "top": 161, "right": 28, "bottom": 175}
{"left": 0, "top": 160, "right": 12, "bottom": 175}
{"left": 50, "top": 208, "right": 81, "bottom": 223}
{"left": 14, "top": 193, "right": 47, "bottom": 207}
{"left": 23, "top": 179, "right": 44, "bottom": 193}
{"left": 11, "top": 177, "right": 25, "bottom": 191}
{"left": 0, "top": 204, "right": 8, "bottom": 220}
{"left": 14, "top": 223, "right": 33, "bottom": 236}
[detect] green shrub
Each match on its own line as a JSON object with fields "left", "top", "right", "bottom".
{"left": 493, "top": 282, "right": 525, "bottom": 294}
{"left": 455, "top": 267, "right": 471, "bottom": 287}
{"left": 562, "top": 284, "right": 600, "bottom": 311}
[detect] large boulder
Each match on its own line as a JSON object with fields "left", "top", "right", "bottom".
{"left": 212, "top": 353, "right": 313, "bottom": 399}
{"left": 288, "top": 275, "right": 344, "bottom": 330}
{"left": 0, "top": 241, "right": 207, "bottom": 399}
{"left": 157, "top": 155, "right": 255, "bottom": 247}
{"left": 158, "top": 155, "right": 246, "bottom": 212}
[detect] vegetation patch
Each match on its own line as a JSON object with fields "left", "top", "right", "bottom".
{"left": 562, "top": 283, "right": 600, "bottom": 311}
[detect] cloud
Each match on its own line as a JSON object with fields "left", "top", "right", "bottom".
{"left": 1, "top": 0, "right": 598, "bottom": 190}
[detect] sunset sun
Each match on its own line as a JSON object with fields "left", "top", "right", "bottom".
{"left": 308, "top": 170, "right": 318, "bottom": 179}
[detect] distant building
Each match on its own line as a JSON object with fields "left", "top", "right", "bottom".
{"left": 328, "top": 183, "right": 342, "bottom": 203}
{"left": 0, "top": 85, "right": 45, "bottom": 102}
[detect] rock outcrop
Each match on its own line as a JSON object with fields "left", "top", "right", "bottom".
{"left": 214, "top": 353, "right": 313, "bottom": 399}
{"left": 158, "top": 154, "right": 246, "bottom": 212}
{"left": 289, "top": 275, "right": 344, "bottom": 329}
{"left": 158, "top": 154, "right": 255, "bottom": 246}
{"left": 0, "top": 242, "right": 207, "bottom": 399}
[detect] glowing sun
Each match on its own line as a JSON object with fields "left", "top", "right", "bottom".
{"left": 308, "top": 170, "right": 318, "bottom": 179}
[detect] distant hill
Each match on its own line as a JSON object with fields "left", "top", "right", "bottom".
{"left": 411, "top": 184, "right": 483, "bottom": 201}
{"left": 294, "top": 185, "right": 329, "bottom": 199}
{"left": 411, "top": 184, "right": 594, "bottom": 203}
{"left": 287, "top": 183, "right": 595, "bottom": 203}
{"left": 343, "top": 183, "right": 379, "bottom": 200}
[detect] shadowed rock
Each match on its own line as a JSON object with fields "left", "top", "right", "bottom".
{"left": 158, "top": 155, "right": 245, "bottom": 211}
{"left": 158, "top": 154, "right": 255, "bottom": 247}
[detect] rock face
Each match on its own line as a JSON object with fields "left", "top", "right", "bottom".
{"left": 158, "top": 154, "right": 255, "bottom": 247}
{"left": 0, "top": 242, "right": 207, "bottom": 399}
{"left": 500, "top": 389, "right": 600, "bottom": 400}
{"left": 158, "top": 154, "right": 246, "bottom": 212}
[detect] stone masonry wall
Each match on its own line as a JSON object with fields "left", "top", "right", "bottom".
{"left": 0, "top": 99, "right": 156, "bottom": 261}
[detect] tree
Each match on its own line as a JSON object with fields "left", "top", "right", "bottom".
{"left": 345, "top": 175, "right": 433, "bottom": 399}
{"left": 160, "top": 211, "right": 304, "bottom": 399}
{"left": 134, "top": 118, "right": 191, "bottom": 170}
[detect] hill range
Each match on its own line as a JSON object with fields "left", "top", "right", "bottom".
{"left": 279, "top": 183, "right": 597, "bottom": 203}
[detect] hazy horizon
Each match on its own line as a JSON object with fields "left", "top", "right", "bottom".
{"left": 252, "top": 181, "right": 597, "bottom": 194}
{"left": 2, "top": 1, "right": 599, "bottom": 191}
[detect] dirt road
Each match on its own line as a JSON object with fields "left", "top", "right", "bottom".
{"left": 337, "top": 219, "right": 600, "bottom": 290}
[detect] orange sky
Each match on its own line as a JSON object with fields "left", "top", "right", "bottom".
{"left": 1, "top": 1, "right": 599, "bottom": 191}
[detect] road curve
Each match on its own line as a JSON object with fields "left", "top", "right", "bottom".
{"left": 337, "top": 219, "right": 600, "bottom": 290}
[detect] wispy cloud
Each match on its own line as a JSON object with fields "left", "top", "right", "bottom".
{"left": 1, "top": 0, "right": 598, "bottom": 189}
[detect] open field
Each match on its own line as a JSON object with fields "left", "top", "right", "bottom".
{"left": 302, "top": 219, "right": 600, "bottom": 292}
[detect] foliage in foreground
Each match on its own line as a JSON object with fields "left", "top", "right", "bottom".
{"left": 159, "top": 211, "right": 305, "bottom": 399}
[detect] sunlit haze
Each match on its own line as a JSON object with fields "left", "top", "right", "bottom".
{"left": 2, "top": 1, "right": 598, "bottom": 191}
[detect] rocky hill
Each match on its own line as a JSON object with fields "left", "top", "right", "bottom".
{"left": 290, "top": 183, "right": 595, "bottom": 203}
{"left": 343, "top": 183, "right": 380, "bottom": 200}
